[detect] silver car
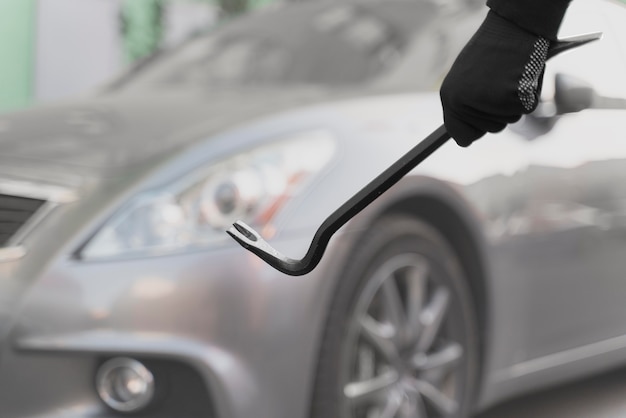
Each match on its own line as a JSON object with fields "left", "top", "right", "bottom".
{"left": 1, "top": 0, "right": 626, "bottom": 417}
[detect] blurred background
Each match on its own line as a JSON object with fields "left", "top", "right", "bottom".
{"left": 0, "top": 0, "right": 275, "bottom": 113}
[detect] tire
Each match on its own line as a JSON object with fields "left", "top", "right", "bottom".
{"left": 310, "top": 215, "right": 479, "bottom": 418}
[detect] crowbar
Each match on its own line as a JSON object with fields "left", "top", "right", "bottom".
{"left": 228, "top": 32, "right": 602, "bottom": 276}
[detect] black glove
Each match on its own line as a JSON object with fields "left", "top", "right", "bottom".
{"left": 440, "top": 11, "right": 551, "bottom": 147}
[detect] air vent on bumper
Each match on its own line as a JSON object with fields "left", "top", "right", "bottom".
{"left": 0, "top": 194, "right": 46, "bottom": 247}
{"left": 0, "top": 179, "right": 78, "bottom": 261}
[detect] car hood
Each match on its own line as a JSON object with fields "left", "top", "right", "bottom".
{"left": 0, "top": 87, "right": 342, "bottom": 186}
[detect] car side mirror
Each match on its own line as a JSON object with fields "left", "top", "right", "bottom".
{"left": 554, "top": 73, "right": 595, "bottom": 114}
{"left": 512, "top": 72, "right": 626, "bottom": 140}
{"left": 555, "top": 72, "right": 626, "bottom": 114}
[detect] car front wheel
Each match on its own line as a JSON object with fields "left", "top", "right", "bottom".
{"left": 311, "top": 215, "right": 479, "bottom": 418}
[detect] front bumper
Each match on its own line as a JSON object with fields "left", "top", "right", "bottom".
{"left": 0, "top": 231, "right": 343, "bottom": 418}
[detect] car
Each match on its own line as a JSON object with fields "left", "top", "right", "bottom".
{"left": 1, "top": 0, "right": 626, "bottom": 417}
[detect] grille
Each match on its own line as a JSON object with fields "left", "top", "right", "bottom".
{"left": 0, "top": 193, "right": 46, "bottom": 247}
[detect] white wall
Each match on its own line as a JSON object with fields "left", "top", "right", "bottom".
{"left": 34, "top": 0, "right": 217, "bottom": 103}
{"left": 35, "top": 0, "right": 124, "bottom": 102}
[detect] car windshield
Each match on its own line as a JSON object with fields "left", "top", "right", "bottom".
{"left": 113, "top": 1, "right": 445, "bottom": 92}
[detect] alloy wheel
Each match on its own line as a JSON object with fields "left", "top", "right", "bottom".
{"left": 341, "top": 253, "right": 464, "bottom": 418}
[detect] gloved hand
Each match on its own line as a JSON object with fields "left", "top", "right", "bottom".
{"left": 440, "top": 11, "right": 551, "bottom": 147}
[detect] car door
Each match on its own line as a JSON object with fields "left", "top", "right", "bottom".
{"left": 511, "top": 0, "right": 626, "bottom": 360}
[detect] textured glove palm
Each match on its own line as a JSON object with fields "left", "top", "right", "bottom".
{"left": 440, "top": 11, "right": 550, "bottom": 147}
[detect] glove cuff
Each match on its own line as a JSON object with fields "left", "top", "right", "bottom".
{"left": 487, "top": 0, "right": 571, "bottom": 41}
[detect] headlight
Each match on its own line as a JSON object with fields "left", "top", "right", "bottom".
{"left": 81, "top": 130, "right": 336, "bottom": 259}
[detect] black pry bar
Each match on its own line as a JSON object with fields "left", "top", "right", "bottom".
{"left": 227, "top": 32, "right": 602, "bottom": 276}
